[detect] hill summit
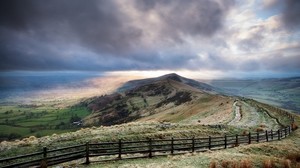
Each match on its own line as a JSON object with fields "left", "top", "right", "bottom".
{"left": 80, "top": 73, "right": 231, "bottom": 126}
{"left": 118, "top": 73, "right": 221, "bottom": 94}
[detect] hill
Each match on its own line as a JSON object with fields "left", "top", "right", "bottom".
{"left": 202, "top": 77, "right": 300, "bottom": 113}
{"left": 80, "top": 73, "right": 232, "bottom": 126}
{"left": 0, "top": 73, "right": 299, "bottom": 167}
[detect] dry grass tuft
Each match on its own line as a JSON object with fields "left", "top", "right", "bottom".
{"left": 209, "top": 160, "right": 217, "bottom": 168}
{"left": 286, "top": 153, "right": 300, "bottom": 163}
{"left": 260, "top": 124, "right": 267, "bottom": 128}
{"left": 221, "top": 160, "right": 231, "bottom": 168}
{"left": 256, "top": 127, "right": 264, "bottom": 132}
{"left": 262, "top": 159, "right": 274, "bottom": 168}
{"left": 282, "top": 159, "right": 291, "bottom": 168}
{"left": 291, "top": 123, "right": 298, "bottom": 131}
{"left": 231, "top": 161, "right": 239, "bottom": 168}
{"left": 240, "top": 159, "right": 252, "bottom": 168}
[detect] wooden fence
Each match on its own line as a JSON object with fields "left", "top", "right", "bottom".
{"left": 0, "top": 124, "right": 296, "bottom": 168}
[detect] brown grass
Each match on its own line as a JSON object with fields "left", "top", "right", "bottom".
{"left": 262, "top": 159, "right": 274, "bottom": 168}
{"left": 231, "top": 161, "right": 239, "bottom": 168}
{"left": 220, "top": 160, "right": 252, "bottom": 168}
{"left": 291, "top": 123, "right": 298, "bottom": 131}
{"left": 240, "top": 159, "right": 252, "bottom": 168}
{"left": 221, "top": 160, "right": 230, "bottom": 168}
{"left": 256, "top": 127, "right": 264, "bottom": 132}
{"left": 260, "top": 124, "right": 267, "bottom": 128}
{"left": 286, "top": 153, "right": 300, "bottom": 163}
{"left": 282, "top": 159, "right": 291, "bottom": 168}
{"left": 209, "top": 160, "right": 217, "bottom": 168}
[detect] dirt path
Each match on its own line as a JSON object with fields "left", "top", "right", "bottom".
{"left": 228, "top": 102, "right": 241, "bottom": 125}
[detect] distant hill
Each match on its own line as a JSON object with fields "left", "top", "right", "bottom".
{"left": 117, "top": 73, "right": 222, "bottom": 94}
{"left": 202, "top": 77, "right": 300, "bottom": 113}
{"left": 80, "top": 73, "right": 233, "bottom": 126}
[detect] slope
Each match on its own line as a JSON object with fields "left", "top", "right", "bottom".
{"left": 80, "top": 73, "right": 231, "bottom": 126}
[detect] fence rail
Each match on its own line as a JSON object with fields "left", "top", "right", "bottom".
{"left": 0, "top": 122, "right": 297, "bottom": 168}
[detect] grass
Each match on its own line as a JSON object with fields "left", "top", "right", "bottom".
{"left": 83, "top": 128, "right": 300, "bottom": 168}
{"left": 0, "top": 103, "right": 90, "bottom": 140}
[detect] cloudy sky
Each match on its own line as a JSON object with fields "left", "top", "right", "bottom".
{"left": 0, "top": 0, "right": 300, "bottom": 79}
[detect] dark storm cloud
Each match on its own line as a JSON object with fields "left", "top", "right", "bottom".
{"left": 134, "top": 0, "right": 235, "bottom": 37}
{"left": 282, "top": 0, "right": 300, "bottom": 30}
{"left": 0, "top": 0, "right": 234, "bottom": 71}
{"left": 265, "top": 0, "right": 300, "bottom": 30}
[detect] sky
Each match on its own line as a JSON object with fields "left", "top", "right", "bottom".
{"left": 0, "top": 0, "right": 300, "bottom": 79}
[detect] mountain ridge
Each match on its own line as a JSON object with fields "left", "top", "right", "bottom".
{"left": 81, "top": 73, "right": 232, "bottom": 126}
{"left": 117, "top": 73, "right": 222, "bottom": 94}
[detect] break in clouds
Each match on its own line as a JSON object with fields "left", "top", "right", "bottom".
{"left": 0, "top": 0, "right": 299, "bottom": 76}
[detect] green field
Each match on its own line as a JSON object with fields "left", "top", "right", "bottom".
{"left": 0, "top": 104, "right": 90, "bottom": 140}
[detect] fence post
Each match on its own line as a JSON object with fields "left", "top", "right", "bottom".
{"left": 235, "top": 135, "right": 238, "bottom": 146}
{"left": 118, "top": 139, "right": 122, "bottom": 159}
{"left": 43, "top": 147, "right": 47, "bottom": 159}
{"left": 171, "top": 138, "right": 174, "bottom": 155}
{"left": 85, "top": 142, "right": 90, "bottom": 164}
{"left": 248, "top": 132, "right": 251, "bottom": 144}
{"left": 208, "top": 136, "right": 211, "bottom": 150}
{"left": 149, "top": 138, "right": 152, "bottom": 158}
{"left": 278, "top": 130, "right": 280, "bottom": 140}
{"left": 41, "top": 146, "right": 47, "bottom": 167}
{"left": 271, "top": 130, "right": 273, "bottom": 140}
{"left": 224, "top": 134, "right": 227, "bottom": 149}
{"left": 256, "top": 132, "right": 259, "bottom": 143}
{"left": 266, "top": 130, "right": 268, "bottom": 142}
{"left": 284, "top": 127, "right": 287, "bottom": 138}
{"left": 192, "top": 137, "right": 195, "bottom": 152}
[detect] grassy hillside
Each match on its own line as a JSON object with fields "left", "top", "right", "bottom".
{"left": 81, "top": 75, "right": 229, "bottom": 126}
{"left": 203, "top": 77, "right": 300, "bottom": 113}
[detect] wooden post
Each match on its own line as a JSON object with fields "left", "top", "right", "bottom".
{"left": 118, "top": 139, "right": 122, "bottom": 159}
{"left": 208, "top": 136, "right": 211, "bottom": 150}
{"left": 256, "top": 132, "right": 259, "bottom": 143}
{"left": 192, "top": 137, "right": 195, "bottom": 152}
{"left": 224, "top": 134, "right": 227, "bottom": 149}
{"left": 42, "top": 146, "right": 47, "bottom": 167}
{"left": 235, "top": 135, "right": 238, "bottom": 146}
{"left": 284, "top": 127, "right": 287, "bottom": 138}
{"left": 271, "top": 130, "right": 273, "bottom": 140}
{"left": 43, "top": 147, "right": 47, "bottom": 159}
{"left": 171, "top": 138, "right": 174, "bottom": 155}
{"left": 278, "top": 130, "right": 280, "bottom": 140}
{"left": 248, "top": 132, "right": 251, "bottom": 144}
{"left": 85, "top": 142, "right": 90, "bottom": 164}
{"left": 149, "top": 138, "right": 152, "bottom": 158}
